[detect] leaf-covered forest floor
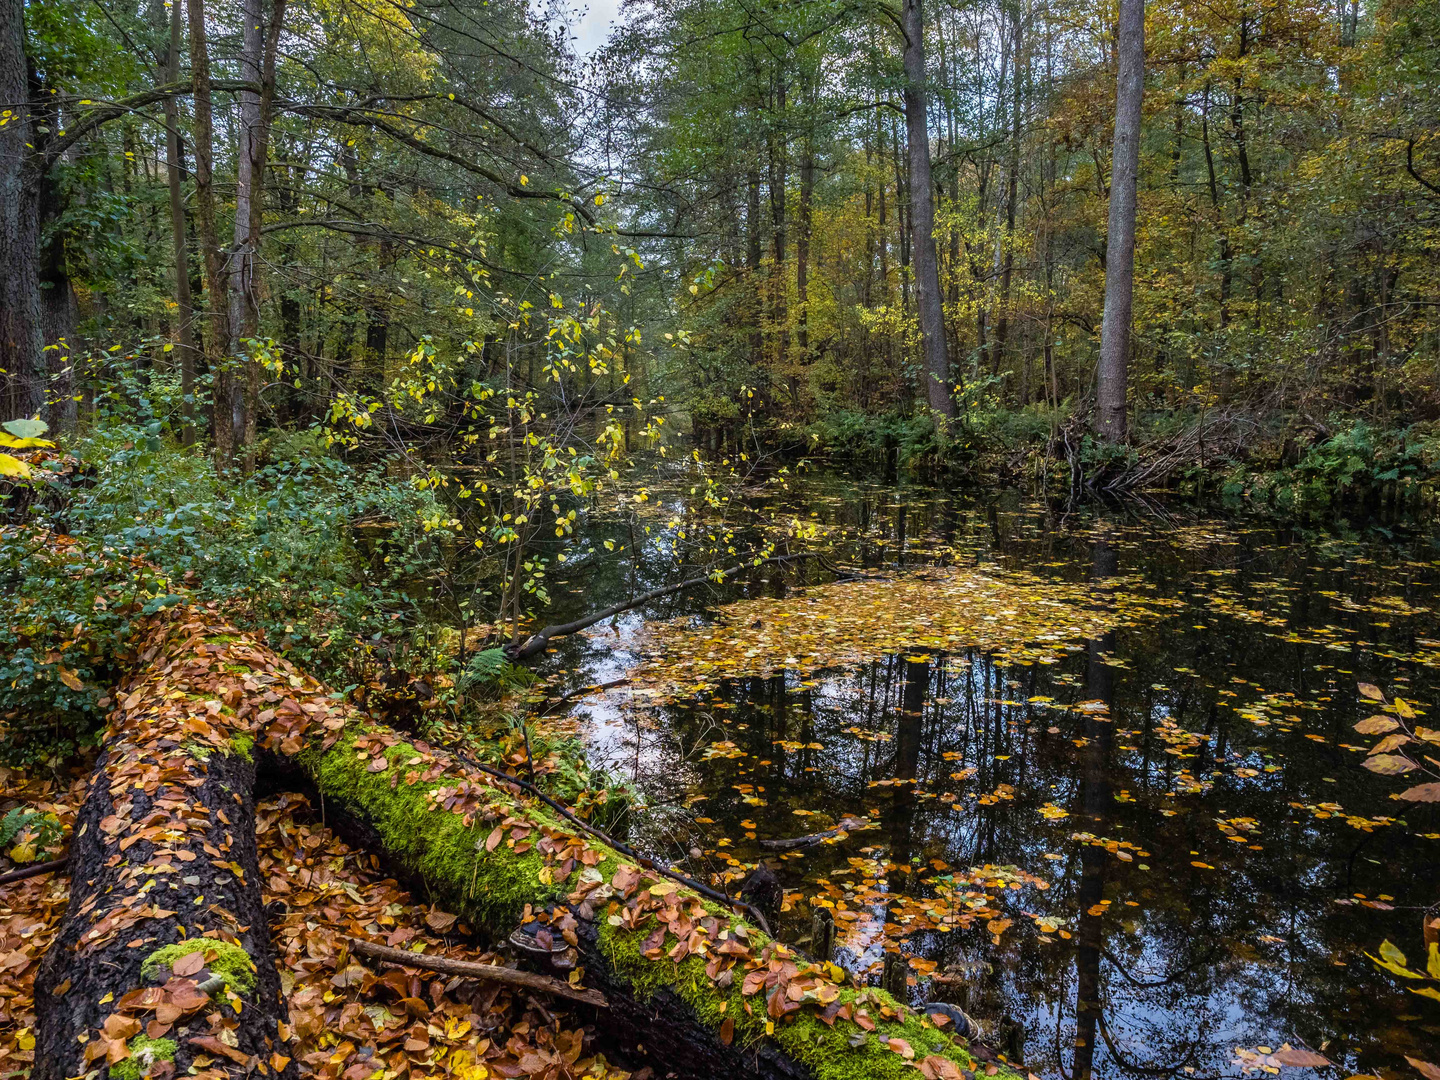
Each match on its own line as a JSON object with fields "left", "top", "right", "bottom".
{"left": 0, "top": 767, "right": 626, "bottom": 1080}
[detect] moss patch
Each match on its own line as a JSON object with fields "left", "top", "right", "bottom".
{"left": 111, "top": 1036, "right": 177, "bottom": 1080}
{"left": 228, "top": 732, "right": 254, "bottom": 762}
{"left": 141, "top": 939, "right": 256, "bottom": 996}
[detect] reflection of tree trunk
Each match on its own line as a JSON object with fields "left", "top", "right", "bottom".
{"left": 889, "top": 656, "right": 927, "bottom": 880}
{"left": 1075, "top": 537, "right": 1117, "bottom": 1080}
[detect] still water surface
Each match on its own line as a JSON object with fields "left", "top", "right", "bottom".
{"left": 535, "top": 472, "right": 1440, "bottom": 1078}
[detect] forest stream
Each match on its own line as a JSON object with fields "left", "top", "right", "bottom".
{"left": 516, "top": 469, "right": 1440, "bottom": 1080}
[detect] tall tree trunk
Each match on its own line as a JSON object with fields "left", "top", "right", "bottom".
{"left": 767, "top": 76, "right": 788, "bottom": 379}
{"left": 990, "top": 3, "right": 1023, "bottom": 387}
{"left": 902, "top": 0, "right": 952, "bottom": 418}
{"left": 187, "top": 0, "right": 232, "bottom": 463}
{"left": 0, "top": 0, "right": 43, "bottom": 420}
{"left": 796, "top": 122, "right": 813, "bottom": 365}
{"left": 36, "top": 146, "right": 77, "bottom": 431}
{"left": 227, "top": 0, "right": 264, "bottom": 457}
{"left": 747, "top": 163, "right": 764, "bottom": 368}
{"left": 164, "top": 0, "right": 198, "bottom": 444}
{"left": 1095, "top": 0, "right": 1144, "bottom": 442}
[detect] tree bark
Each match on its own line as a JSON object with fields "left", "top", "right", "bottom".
{"left": 0, "top": 0, "right": 44, "bottom": 420}
{"left": 1095, "top": 0, "right": 1144, "bottom": 443}
{"left": 164, "top": 0, "right": 198, "bottom": 444}
{"left": 901, "top": 0, "right": 952, "bottom": 418}
{"left": 227, "top": 0, "right": 264, "bottom": 458}
{"left": 186, "top": 0, "right": 233, "bottom": 464}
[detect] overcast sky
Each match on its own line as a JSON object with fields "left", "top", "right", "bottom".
{"left": 563, "top": 0, "right": 623, "bottom": 56}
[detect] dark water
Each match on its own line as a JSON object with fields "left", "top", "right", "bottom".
{"left": 535, "top": 470, "right": 1440, "bottom": 1078}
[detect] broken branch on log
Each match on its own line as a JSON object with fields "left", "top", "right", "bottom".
{"left": 437, "top": 741, "right": 775, "bottom": 935}
{"left": 0, "top": 857, "right": 67, "bottom": 887}
{"left": 344, "top": 937, "right": 607, "bottom": 1006}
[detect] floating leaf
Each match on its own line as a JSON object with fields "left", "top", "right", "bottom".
{"left": 1357, "top": 682, "right": 1386, "bottom": 702}
{"left": 1362, "top": 754, "right": 1418, "bottom": 775}
{"left": 1354, "top": 716, "right": 1399, "bottom": 735}
{"left": 1272, "top": 1049, "right": 1329, "bottom": 1067}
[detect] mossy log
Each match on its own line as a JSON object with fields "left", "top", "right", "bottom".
{"left": 34, "top": 617, "right": 298, "bottom": 1080}
{"left": 43, "top": 606, "right": 997, "bottom": 1080}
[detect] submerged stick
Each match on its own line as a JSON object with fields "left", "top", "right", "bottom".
{"left": 345, "top": 937, "right": 607, "bottom": 1007}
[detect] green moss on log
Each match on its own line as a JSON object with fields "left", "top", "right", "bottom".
{"left": 141, "top": 940, "right": 256, "bottom": 996}
{"left": 111, "top": 1037, "right": 178, "bottom": 1080}
{"left": 296, "top": 723, "right": 989, "bottom": 1080}
{"left": 299, "top": 726, "right": 567, "bottom": 928}
{"left": 229, "top": 732, "right": 254, "bottom": 762}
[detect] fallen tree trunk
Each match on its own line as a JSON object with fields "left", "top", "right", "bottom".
{"left": 44, "top": 604, "right": 995, "bottom": 1080}
{"left": 34, "top": 621, "right": 298, "bottom": 1080}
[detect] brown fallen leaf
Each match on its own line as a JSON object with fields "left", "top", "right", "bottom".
{"left": 189, "top": 1035, "right": 251, "bottom": 1065}
{"left": 170, "top": 950, "right": 205, "bottom": 978}
{"left": 1272, "top": 1048, "right": 1329, "bottom": 1067}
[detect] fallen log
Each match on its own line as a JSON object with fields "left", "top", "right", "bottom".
{"left": 34, "top": 621, "right": 298, "bottom": 1080}
{"left": 343, "top": 937, "right": 607, "bottom": 1007}
{"left": 44, "top": 604, "right": 997, "bottom": 1080}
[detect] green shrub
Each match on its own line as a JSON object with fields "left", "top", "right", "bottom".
{"left": 0, "top": 422, "right": 452, "bottom": 762}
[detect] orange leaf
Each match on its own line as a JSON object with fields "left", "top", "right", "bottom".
{"left": 888, "top": 1037, "right": 915, "bottom": 1060}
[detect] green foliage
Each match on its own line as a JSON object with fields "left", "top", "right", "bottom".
{"left": 0, "top": 423, "right": 452, "bottom": 763}
{"left": 0, "top": 807, "right": 64, "bottom": 863}
{"left": 1228, "top": 420, "right": 1440, "bottom": 518}
{"left": 806, "top": 411, "right": 941, "bottom": 469}
{"left": 458, "top": 648, "right": 520, "bottom": 692}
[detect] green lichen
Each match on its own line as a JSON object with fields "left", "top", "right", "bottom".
{"left": 228, "top": 732, "right": 254, "bottom": 762}
{"left": 181, "top": 740, "right": 212, "bottom": 762}
{"left": 141, "top": 939, "right": 256, "bottom": 996}
{"left": 111, "top": 1036, "right": 177, "bottom": 1080}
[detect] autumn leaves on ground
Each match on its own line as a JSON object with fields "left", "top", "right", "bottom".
{"left": 0, "top": 597, "right": 997, "bottom": 1080}
{"left": 0, "top": 779, "right": 603, "bottom": 1080}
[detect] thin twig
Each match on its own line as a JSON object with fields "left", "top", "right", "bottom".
{"left": 344, "top": 937, "right": 606, "bottom": 1007}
